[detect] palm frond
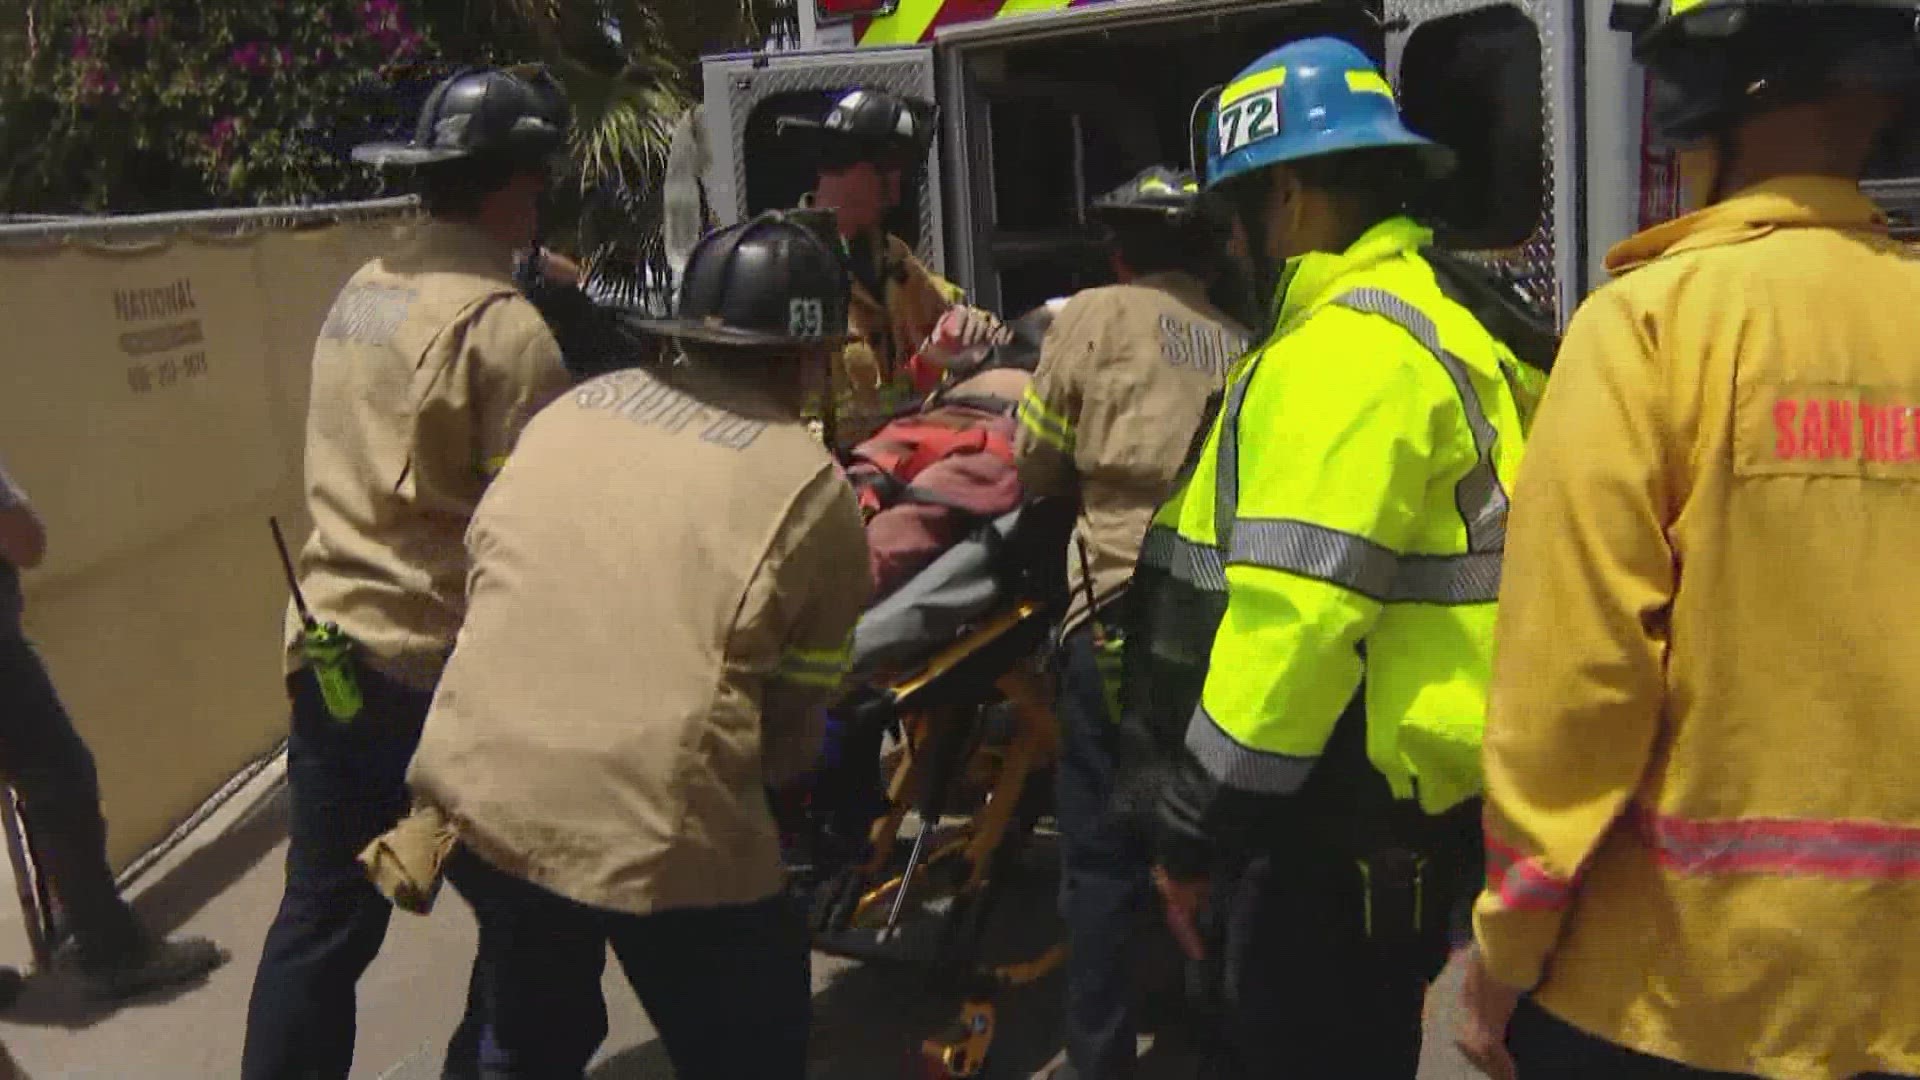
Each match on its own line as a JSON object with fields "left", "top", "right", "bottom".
{"left": 557, "top": 57, "right": 688, "bottom": 194}
{"left": 484, "top": 0, "right": 772, "bottom": 255}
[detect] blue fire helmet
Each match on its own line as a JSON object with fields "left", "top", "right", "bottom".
{"left": 1205, "top": 37, "right": 1456, "bottom": 190}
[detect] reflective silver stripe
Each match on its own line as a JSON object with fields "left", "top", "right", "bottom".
{"left": 1228, "top": 517, "right": 1501, "bottom": 604}
{"left": 1213, "top": 358, "right": 1262, "bottom": 547}
{"left": 1331, "top": 287, "right": 1510, "bottom": 554}
{"left": 1392, "top": 550, "right": 1502, "bottom": 604}
{"left": 1198, "top": 287, "right": 1508, "bottom": 607}
{"left": 1140, "top": 524, "right": 1179, "bottom": 572}
{"left": 1185, "top": 704, "right": 1318, "bottom": 794}
{"left": 1229, "top": 518, "right": 1399, "bottom": 601}
{"left": 1167, "top": 535, "right": 1228, "bottom": 593}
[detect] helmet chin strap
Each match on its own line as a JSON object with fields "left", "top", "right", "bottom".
{"left": 1706, "top": 128, "right": 1739, "bottom": 207}
{"left": 1683, "top": 126, "right": 1740, "bottom": 210}
{"left": 1227, "top": 176, "right": 1305, "bottom": 340}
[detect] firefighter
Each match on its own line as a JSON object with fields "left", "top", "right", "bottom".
{"left": 1012, "top": 165, "right": 1250, "bottom": 1079}
{"left": 404, "top": 212, "right": 870, "bottom": 1079}
{"left": 1136, "top": 38, "right": 1542, "bottom": 1077}
{"left": 241, "top": 66, "right": 573, "bottom": 1080}
{"left": 778, "top": 86, "right": 1001, "bottom": 451}
{"left": 0, "top": 455, "right": 224, "bottom": 1002}
{"left": 1455, "top": 4, "right": 1920, "bottom": 1079}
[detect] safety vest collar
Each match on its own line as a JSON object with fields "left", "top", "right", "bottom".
{"left": 1272, "top": 215, "right": 1434, "bottom": 333}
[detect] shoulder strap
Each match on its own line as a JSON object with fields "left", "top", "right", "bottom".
{"left": 1422, "top": 248, "right": 1560, "bottom": 375}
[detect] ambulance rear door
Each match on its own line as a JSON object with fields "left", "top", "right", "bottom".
{"left": 1384, "top": 0, "right": 1585, "bottom": 324}
{"left": 931, "top": 0, "right": 1386, "bottom": 315}
{"left": 699, "top": 46, "right": 950, "bottom": 276}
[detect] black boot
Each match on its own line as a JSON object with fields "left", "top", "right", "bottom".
{"left": 62, "top": 930, "right": 227, "bottom": 1002}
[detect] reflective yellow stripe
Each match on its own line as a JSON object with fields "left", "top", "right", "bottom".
{"left": 1017, "top": 385, "right": 1076, "bottom": 452}
{"left": 480, "top": 454, "right": 510, "bottom": 477}
{"left": 1669, "top": 0, "right": 1707, "bottom": 13}
{"left": 1221, "top": 66, "right": 1286, "bottom": 108}
{"left": 858, "top": 0, "right": 944, "bottom": 45}
{"left": 775, "top": 636, "right": 853, "bottom": 687}
{"left": 788, "top": 644, "right": 851, "bottom": 665}
{"left": 998, "top": 0, "right": 1074, "bottom": 13}
{"left": 776, "top": 643, "right": 853, "bottom": 689}
{"left": 1344, "top": 69, "right": 1395, "bottom": 100}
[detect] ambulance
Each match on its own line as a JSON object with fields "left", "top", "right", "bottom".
{"left": 671, "top": 0, "right": 1920, "bottom": 332}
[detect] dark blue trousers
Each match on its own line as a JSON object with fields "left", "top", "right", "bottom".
{"left": 445, "top": 848, "right": 811, "bottom": 1080}
{"left": 1055, "top": 627, "right": 1155, "bottom": 1079}
{"left": 0, "top": 636, "right": 142, "bottom": 954}
{"left": 1509, "top": 999, "right": 1918, "bottom": 1079}
{"left": 241, "top": 667, "right": 481, "bottom": 1079}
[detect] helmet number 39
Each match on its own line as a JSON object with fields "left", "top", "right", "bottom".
{"left": 1217, "top": 89, "right": 1280, "bottom": 158}
{"left": 790, "top": 298, "right": 826, "bottom": 338}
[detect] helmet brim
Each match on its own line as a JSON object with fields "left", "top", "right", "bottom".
{"left": 776, "top": 118, "right": 927, "bottom": 169}
{"left": 351, "top": 142, "right": 471, "bottom": 168}
{"left": 1089, "top": 201, "right": 1202, "bottom": 223}
{"left": 1209, "top": 124, "right": 1459, "bottom": 188}
{"left": 631, "top": 317, "right": 852, "bottom": 349}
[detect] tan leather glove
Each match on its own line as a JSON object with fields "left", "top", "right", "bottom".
{"left": 359, "top": 804, "right": 459, "bottom": 915}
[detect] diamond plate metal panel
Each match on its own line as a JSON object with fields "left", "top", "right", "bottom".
{"left": 1388, "top": 0, "right": 1566, "bottom": 324}
{"left": 711, "top": 52, "right": 946, "bottom": 274}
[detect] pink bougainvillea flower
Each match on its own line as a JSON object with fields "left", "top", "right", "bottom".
{"left": 231, "top": 41, "right": 268, "bottom": 74}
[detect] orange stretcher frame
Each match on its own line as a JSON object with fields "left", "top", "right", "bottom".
{"left": 816, "top": 599, "right": 1065, "bottom": 1079}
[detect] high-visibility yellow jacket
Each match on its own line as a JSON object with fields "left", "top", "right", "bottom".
{"left": 1475, "top": 177, "right": 1920, "bottom": 1080}
{"left": 1151, "top": 216, "right": 1537, "bottom": 874}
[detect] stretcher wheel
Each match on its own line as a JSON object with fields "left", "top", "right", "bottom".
{"left": 917, "top": 999, "right": 995, "bottom": 1079}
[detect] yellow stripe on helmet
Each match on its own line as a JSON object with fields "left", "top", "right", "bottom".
{"left": 1221, "top": 66, "right": 1286, "bottom": 109}
{"left": 1344, "top": 69, "right": 1396, "bottom": 99}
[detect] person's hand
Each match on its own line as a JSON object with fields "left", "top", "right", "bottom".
{"left": 1151, "top": 866, "right": 1211, "bottom": 961}
{"left": 1455, "top": 944, "right": 1523, "bottom": 1080}
{"left": 947, "top": 306, "right": 1013, "bottom": 349}
{"left": 540, "top": 250, "right": 583, "bottom": 287}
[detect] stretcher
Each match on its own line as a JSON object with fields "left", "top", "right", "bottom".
{"left": 787, "top": 534, "right": 1072, "bottom": 1077}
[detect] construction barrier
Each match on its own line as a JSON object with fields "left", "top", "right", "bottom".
{"left": 0, "top": 199, "right": 419, "bottom": 873}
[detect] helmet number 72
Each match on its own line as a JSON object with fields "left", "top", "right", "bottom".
{"left": 1217, "top": 90, "right": 1280, "bottom": 158}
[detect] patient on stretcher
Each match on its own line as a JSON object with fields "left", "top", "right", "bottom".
{"left": 780, "top": 304, "right": 1065, "bottom": 887}
{"left": 846, "top": 301, "right": 1061, "bottom": 602}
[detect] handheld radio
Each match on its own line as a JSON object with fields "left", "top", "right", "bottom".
{"left": 270, "top": 517, "right": 363, "bottom": 722}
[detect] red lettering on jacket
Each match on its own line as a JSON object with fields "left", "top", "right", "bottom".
{"left": 1826, "top": 400, "right": 1855, "bottom": 460}
{"left": 1774, "top": 400, "right": 1800, "bottom": 459}
{"left": 1894, "top": 408, "right": 1915, "bottom": 463}
{"left": 1800, "top": 400, "right": 1826, "bottom": 459}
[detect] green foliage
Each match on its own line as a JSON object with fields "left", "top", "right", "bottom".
{"left": 0, "top": 0, "right": 784, "bottom": 252}
{"left": 0, "top": 0, "right": 439, "bottom": 212}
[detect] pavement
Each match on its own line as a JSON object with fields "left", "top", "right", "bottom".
{"left": 0, "top": 756, "right": 1487, "bottom": 1079}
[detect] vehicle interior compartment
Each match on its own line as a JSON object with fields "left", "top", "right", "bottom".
{"left": 946, "top": 3, "right": 1385, "bottom": 318}
{"left": 948, "top": 0, "right": 1550, "bottom": 320}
